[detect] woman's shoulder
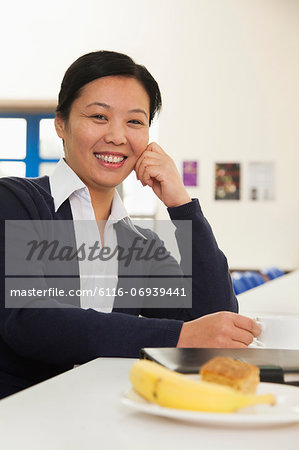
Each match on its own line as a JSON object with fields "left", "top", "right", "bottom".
{"left": 0, "top": 176, "right": 53, "bottom": 219}
{"left": 0, "top": 175, "right": 50, "bottom": 191}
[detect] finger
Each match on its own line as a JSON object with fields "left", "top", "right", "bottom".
{"left": 146, "top": 142, "right": 166, "bottom": 155}
{"left": 229, "top": 340, "right": 250, "bottom": 348}
{"left": 134, "top": 147, "right": 152, "bottom": 175}
{"left": 142, "top": 165, "right": 164, "bottom": 187}
{"left": 136, "top": 158, "right": 162, "bottom": 185}
{"left": 233, "top": 314, "right": 261, "bottom": 337}
{"left": 135, "top": 151, "right": 162, "bottom": 179}
{"left": 139, "top": 164, "right": 151, "bottom": 186}
{"left": 134, "top": 153, "right": 146, "bottom": 178}
{"left": 231, "top": 327, "right": 254, "bottom": 346}
{"left": 136, "top": 159, "right": 151, "bottom": 185}
{"left": 215, "top": 337, "right": 249, "bottom": 349}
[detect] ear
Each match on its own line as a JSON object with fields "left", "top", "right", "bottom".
{"left": 54, "top": 114, "right": 66, "bottom": 139}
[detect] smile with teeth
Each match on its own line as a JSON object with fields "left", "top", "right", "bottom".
{"left": 94, "top": 153, "right": 126, "bottom": 163}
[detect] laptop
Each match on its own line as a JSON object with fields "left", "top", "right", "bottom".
{"left": 140, "top": 347, "right": 299, "bottom": 384}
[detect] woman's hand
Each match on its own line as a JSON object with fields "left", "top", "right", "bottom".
{"left": 134, "top": 142, "right": 191, "bottom": 208}
{"left": 177, "top": 312, "right": 261, "bottom": 348}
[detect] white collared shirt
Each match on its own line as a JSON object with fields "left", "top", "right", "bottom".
{"left": 49, "top": 158, "right": 145, "bottom": 312}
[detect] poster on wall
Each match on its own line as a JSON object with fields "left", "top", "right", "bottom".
{"left": 215, "top": 163, "right": 240, "bottom": 200}
{"left": 248, "top": 162, "right": 275, "bottom": 201}
{"left": 183, "top": 161, "right": 198, "bottom": 186}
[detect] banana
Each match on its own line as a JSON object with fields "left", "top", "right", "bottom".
{"left": 129, "top": 360, "right": 275, "bottom": 413}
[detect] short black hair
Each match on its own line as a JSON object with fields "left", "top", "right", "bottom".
{"left": 56, "top": 50, "right": 162, "bottom": 125}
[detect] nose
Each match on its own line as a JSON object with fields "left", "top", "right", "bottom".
{"left": 103, "top": 122, "right": 127, "bottom": 146}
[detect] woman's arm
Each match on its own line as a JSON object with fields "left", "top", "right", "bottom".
{"left": 0, "top": 180, "right": 183, "bottom": 368}
{"left": 135, "top": 144, "right": 259, "bottom": 347}
{"left": 135, "top": 143, "right": 238, "bottom": 318}
{"left": 139, "top": 199, "right": 238, "bottom": 319}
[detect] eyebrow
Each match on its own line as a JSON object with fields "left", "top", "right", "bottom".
{"left": 128, "top": 108, "right": 148, "bottom": 118}
{"left": 86, "top": 102, "right": 148, "bottom": 118}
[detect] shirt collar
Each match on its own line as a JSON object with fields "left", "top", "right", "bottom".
{"left": 110, "top": 189, "right": 128, "bottom": 222}
{"left": 49, "top": 159, "right": 147, "bottom": 239}
{"left": 49, "top": 158, "right": 86, "bottom": 212}
{"left": 109, "top": 190, "right": 147, "bottom": 239}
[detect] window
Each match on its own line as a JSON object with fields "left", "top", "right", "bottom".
{"left": 0, "top": 117, "right": 27, "bottom": 177}
{"left": 0, "top": 111, "right": 62, "bottom": 177}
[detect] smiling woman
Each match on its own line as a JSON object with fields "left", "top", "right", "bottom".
{"left": 0, "top": 50, "right": 259, "bottom": 400}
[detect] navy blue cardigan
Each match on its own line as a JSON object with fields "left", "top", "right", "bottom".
{"left": 0, "top": 176, "right": 238, "bottom": 398}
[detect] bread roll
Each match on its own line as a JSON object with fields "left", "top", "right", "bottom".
{"left": 200, "top": 356, "right": 260, "bottom": 394}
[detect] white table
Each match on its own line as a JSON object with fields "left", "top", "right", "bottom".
{"left": 0, "top": 357, "right": 299, "bottom": 450}
{"left": 238, "top": 269, "right": 299, "bottom": 315}
{"left": 1, "top": 271, "right": 299, "bottom": 449}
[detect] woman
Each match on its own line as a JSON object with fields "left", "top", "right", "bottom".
{"left": 0, "top": 51, "right": 260, "bottom": 399}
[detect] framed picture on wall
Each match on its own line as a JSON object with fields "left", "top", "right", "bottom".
{"left": 248, "top": 162, "right": 275, "bottom": 201}
{"left": 215, "top": 163, "right": 240, "bottom": 200}
{"left": 183, "top": 161, "right": 198, "bottom": 186}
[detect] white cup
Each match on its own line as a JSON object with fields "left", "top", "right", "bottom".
{"left": 250, "top": 315, "right": 299, "bottom": 349}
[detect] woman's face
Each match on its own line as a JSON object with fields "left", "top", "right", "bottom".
{"left": 55, "top": 75, "right": 150, "bottom": 192}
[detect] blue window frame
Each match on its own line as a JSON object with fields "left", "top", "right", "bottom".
{"left": 0, "top": 112, "right": 59, "bottom": 177}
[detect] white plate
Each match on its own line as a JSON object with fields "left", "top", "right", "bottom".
{"left": 122, "top": 382, "right": 299, "bottom": 427}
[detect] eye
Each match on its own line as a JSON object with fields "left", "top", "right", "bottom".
{"left": 128, "top": 120, "right": 143, "bottom": 125}
{"left": 92, "top": 114, "right": 107, "bottom": 121}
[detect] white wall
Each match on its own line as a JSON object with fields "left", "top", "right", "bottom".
{"left": 1, "top": 0, "right": 298, "bottom": 270}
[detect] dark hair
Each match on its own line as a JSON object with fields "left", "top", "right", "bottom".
{"left": 56, "top": 50, "right": 162, "bottom": 125}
